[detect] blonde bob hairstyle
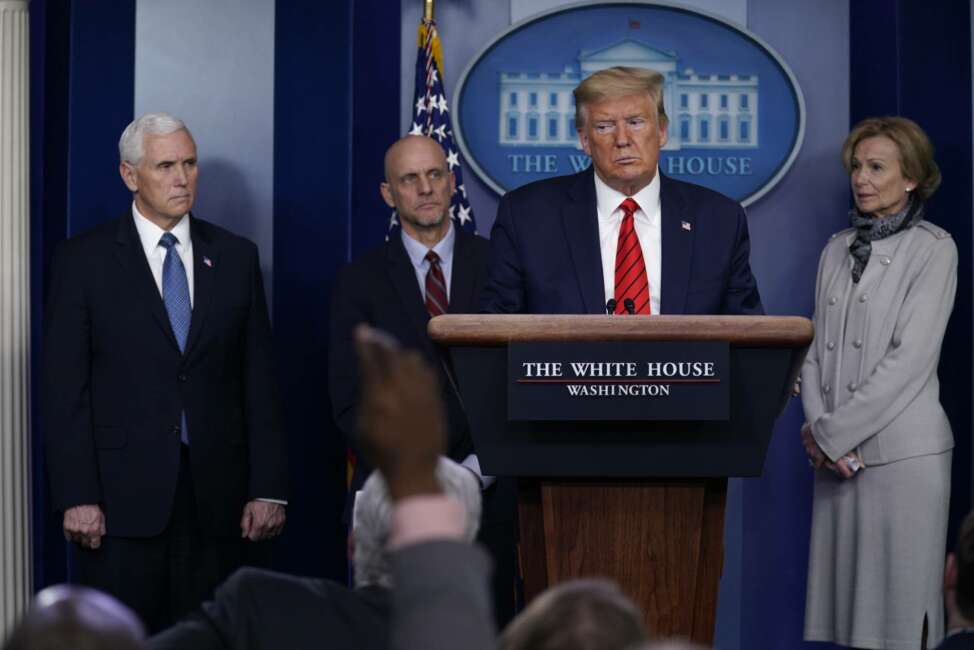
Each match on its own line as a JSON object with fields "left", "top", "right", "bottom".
{"left": 842, "top": 116, "right": 941, "bottom": 201}
{"left": 573, "top": 66, "right": 667, "bottom": 130}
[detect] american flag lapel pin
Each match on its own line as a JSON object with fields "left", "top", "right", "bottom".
{"left": 203, "top": 256, "right": 214, "bottom": 268}
{"left": 681, "top": 221, "right": 692, "bottom": 232}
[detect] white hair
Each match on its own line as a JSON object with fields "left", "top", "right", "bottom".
{"left": 118, "top": 112, "right": 190, "bottom": 164}
{"left": 352, "top": 456, "right": 482, "bottom": 589}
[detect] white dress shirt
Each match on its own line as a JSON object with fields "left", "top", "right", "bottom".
{"left": 400, "top": 223, "right": 494, "bottom": 490}
{"left": 594, "top": 169, "right": 663, "bottom": 314}
{"left": 131, "top": 204, "right": 285, "bottom": 506}
{"left": 400, "top": 220, "right": 455, "bottom": 300}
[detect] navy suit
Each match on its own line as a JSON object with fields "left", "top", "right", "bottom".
{"left": 328, "top": 228, "right": 517, "bottom": 625}
{"left": 481, "top": 168, "right": 763, "bottom": 315}
{"left": 43, "top": 213, "right": 287, "bottom": 630}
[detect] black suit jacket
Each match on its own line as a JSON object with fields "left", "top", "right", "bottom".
{"left": 149, "top": 567, "right": 389, "bottom": 650}
{"left": 481, "top": 168, "right": 764, "bottom": 315}
{"left": 328, "top": 228, "right": 490, "bottom": 495}
{"left": 43, "top": 213, "right": 287, "bottom": 538}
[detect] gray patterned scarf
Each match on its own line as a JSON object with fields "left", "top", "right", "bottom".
{"left": 848, "top": 198, "right": 923, "bottom": 283}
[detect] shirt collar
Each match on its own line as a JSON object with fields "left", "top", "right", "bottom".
{"left": 593, "top": 168, "right": 661, "bottom": 223}
{"left": 400, "top": 219, "right": 455, "bottom": 267}
{"left": 131, "top": 201, "right": 192, "bottom": 257}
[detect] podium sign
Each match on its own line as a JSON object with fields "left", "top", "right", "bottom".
{"left": 428, "top": 314, "right": 813, "bottom": 644}
{"left": 508, "top": 340, "right": 729, "bottom": 421}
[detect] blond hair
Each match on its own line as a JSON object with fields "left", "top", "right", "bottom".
{"left": 574, "top": 66, "right": 667, "bottom": 129}
{"left": 842, "top": 116, "right": 941, "bottom": 201}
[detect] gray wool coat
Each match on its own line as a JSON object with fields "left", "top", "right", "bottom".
{"left": 801, "top": 220, "right": 957, "bottom": 465}
{"left": 801, "top": 219, "right": 957, "bottom": 649}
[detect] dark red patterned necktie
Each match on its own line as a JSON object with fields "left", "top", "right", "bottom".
{"left": 425, "top": 250, "right": 448, "bottom": 317}
{"left": 614, "top": 198, "right": 651, "bottom": 315}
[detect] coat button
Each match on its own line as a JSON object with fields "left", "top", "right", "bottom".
{"left": 178, "top": 373, "right": 188, "bottom": 382}
{"left": 823, "top": 384, "right": 831, "bottom": 394}
{"left": 848, "top": 382, "right": 858, "bottom": 392}
{"left": 828, "top": 296, "right": 837, "bottom": 306}
{"left": 880, "top": 256, "right": 891, "bottom": 265}
{"left": 853, "top": 339, "right": 862, "bottom": 349}
{"left": 826, "top": 341, "right": 835, "bottom": 350}
{"left": 859, "top": 294, "right": 868, "bottom": 303}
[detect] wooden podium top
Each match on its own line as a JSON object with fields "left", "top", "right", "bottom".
{"left": 428, "top": 314, "right": 813, "bottom": 347}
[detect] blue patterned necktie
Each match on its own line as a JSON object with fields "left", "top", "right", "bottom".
{"left": 159, "top": 232, "right": 191, "bottom": 444}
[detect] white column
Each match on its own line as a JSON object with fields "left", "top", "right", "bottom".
{"left": 0, "top": 0, "right": 33, "bottom": 639}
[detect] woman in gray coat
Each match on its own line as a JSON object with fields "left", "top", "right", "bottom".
{"left": 801, "top": 116, "right": 956, "bottom": 650}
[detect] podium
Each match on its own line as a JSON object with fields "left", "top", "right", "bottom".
{"left": 428, "top": 315, "right": 812, "bottom": 643}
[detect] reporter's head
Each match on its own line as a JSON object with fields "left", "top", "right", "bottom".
{"left": 499, "top": 578, "right": 646, "bottom": 650}
{"left": 3, "top": 585, "right": 145, "bottom": 650}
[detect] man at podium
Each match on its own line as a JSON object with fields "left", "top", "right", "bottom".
{"left": 481, "top": 66, "right": 763, "bottom": 317}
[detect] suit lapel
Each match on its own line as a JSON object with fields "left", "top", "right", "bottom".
{"left": 659, "top": 174, "right": 692, "bottom": 314}
{"left": 448, "top": 230, "right": 478, "bottom": 313}
{"left": 562, "top": 169, "right": 605, "bottom": 314}
{"left": 183, "top": 217, "right": 217, "bottom": 359}
{"left": 386, "top": 236, "right": 433, "bottom": 347}
{"left": 113, "top": 213, "right": 182, "bottom": 352}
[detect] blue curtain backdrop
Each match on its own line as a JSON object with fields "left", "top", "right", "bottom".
{"left": 29, "top": 0, "right": 137, "bottom": 589}
{"left": 271, "top": 0, "right": 358, "bottom": 581}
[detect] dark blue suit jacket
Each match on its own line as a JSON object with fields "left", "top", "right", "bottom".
{"left": 328, "top": 229, "right": 517, "bottom": 534}
{"left": 149, "top": 567, "right": 390, "bottom": 650}
{"left": 43, "top": 214, "right": 287, "bottom": 538}
{"left": 480, "top": 168, "right": 763, "bottom": 315}
{"left": 328, "top": 229, "right": 489, "bottom": 493}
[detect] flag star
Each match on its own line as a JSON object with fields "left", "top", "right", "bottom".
{"left": 457, "top": 204, "right": 472, "bottom": 225}
{"left": 437, "top": 95, "right": 449, "bottom": 113}
{"left": 415, "top": 96, "right": 427, "bottom": 115}
{"left": 458, "top": 184, "right": 467, "bottom": 199}
{"left": 446, "top": 149, "right": 460, "bottom": 170}
{"left": 433, "top": 124, "right": 447, "bottom": 141}
{"left": 449, "top": 204, "right": 458, "bottom": 222}
{"left": 409, "top": 122, "right": 424, "bottom": 136}
{"left": 388, "top": 211, "right": 399, "bottom": 228}
{"left": 430, "top": 68, "right": 438, "bottom": 84}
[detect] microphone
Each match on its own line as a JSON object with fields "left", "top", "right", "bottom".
{"left": 623, "top": 298, "right": 636, "bottom": 315}
{"left": 605, "top": 299, "right": 617, "bottom": 315}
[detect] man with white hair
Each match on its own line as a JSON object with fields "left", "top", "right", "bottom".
{"left": 352, "top": 457, "right": 482, "bottom": 589}
{"left": 148, "top": 456, "right": 481, "bottom": 650}
{"left": 43, "top": 113, "right": 287, "bottom": 632}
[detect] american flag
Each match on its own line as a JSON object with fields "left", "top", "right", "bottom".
{"left": 389, "top": 17, "right": 477, "bottom": 234}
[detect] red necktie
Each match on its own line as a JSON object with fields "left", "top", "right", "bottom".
{"left": 425, "top": 250, "right": 448, "bottom": 317}
{"left": 614, "top": 198, "right": 651, "bottom": 315}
